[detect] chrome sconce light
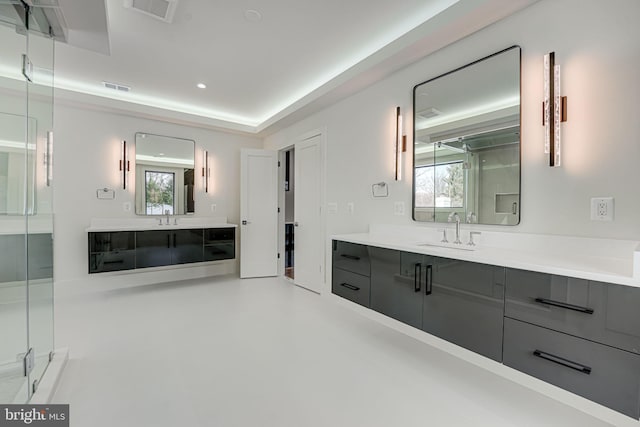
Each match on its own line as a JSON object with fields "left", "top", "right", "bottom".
{"left": 202, "top": 149, "right": 210, "bottom": 192}
{"left": 395, "top": 106, "right": 407, "bottom": 181}
{"left": 45, "top": 130, "right": 53, "bottom": 187}
{"left": 543, "top": 52, "right": 568, "bottom": 167}
{"left": 119, "top": 140, "right": 130, "bottom": 189}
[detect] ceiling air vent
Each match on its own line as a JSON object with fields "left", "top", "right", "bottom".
{"left": 417, "top": 107, "right": 441, "bottom": 120}
{"left": 103, "top": 81, "right": 131, "bottom": 92}
{"left": 123, "top": 0, "right": 178, "bottom": 23}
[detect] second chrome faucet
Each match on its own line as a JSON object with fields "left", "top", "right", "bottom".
{"left": 448, "top": 211, "right": 462, "bottom": 244}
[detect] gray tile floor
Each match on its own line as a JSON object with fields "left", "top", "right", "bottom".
{"left": 52, "top": 276, "right": 617, "bottom": 427}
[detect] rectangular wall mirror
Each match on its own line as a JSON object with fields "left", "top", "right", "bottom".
{"left": 134, "top": 132, "right": 195, "bottom": 215}
{"left": 413, "top": 45, "right": 521, "bottom": 225}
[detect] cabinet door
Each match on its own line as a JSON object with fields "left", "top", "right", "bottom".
{"left": 136, "top": 230, "right": 172, "bottom": 268}
{"left": 172, "top": 229, "right": 203, "bottom": 264}
{"left": 423, "top": 258, "right": 505, "bottom": 361}
{"left": 370, "top": 247, "right": 426, "bottom": 328}
{"left": 88, "top": 231, "right": 136, "bottom": 273}
{"left": 204, "top": 228, "right": 235, "bottom": 261}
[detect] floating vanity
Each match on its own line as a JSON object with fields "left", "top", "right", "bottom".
{"left": 332, "top": 225, "right": 640, "bottom": 419}
{"left": 86, "top": 218, "right": 236, "bottom": 274}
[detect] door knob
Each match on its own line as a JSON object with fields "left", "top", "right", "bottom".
{"left": 294, "top": 222, "right": 299, "bottom": 227}
{"left": 242, "top": 220, "right": 251, "bottom": 225}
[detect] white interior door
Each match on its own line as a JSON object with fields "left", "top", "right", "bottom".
{"left": 240, "top": 149, "right": 278, "bottom": 278}
{"left": 294, "top": 135, "right": 323, "bottom": 292}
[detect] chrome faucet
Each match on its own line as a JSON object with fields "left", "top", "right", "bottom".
{"left": 165, "top": 209, "right": 170, "bottom": 225}
{"left": 448, "top": 211, "right": 462, "bottom": 244}
{"left": 466, "top": 211, "right": 476, "bottom": 224}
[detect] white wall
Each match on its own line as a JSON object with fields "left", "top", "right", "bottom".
{"left": 53, "top": 103, "right": 262, "bottom": 294}
{"left": 265, "top": 0, "right": 640, "bottom": 243}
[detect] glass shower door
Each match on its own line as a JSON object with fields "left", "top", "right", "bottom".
{"left": 25, "top": 18, "right": 55, "bottom": 395}
{"left": 0, "top": 6, "right": 30, "bottom": 404}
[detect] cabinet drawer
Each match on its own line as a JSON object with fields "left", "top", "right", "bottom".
{"left": 89, "top": 231, "right": 135, "bottom": 252}
{"left": 89, "top": 251, "right": 136, "bottom": 273}
{"left": 503, "top": 318, "right": 640, "bottom": 419}
{"left": 332, "top": 241, "right": 370, "bottom": 276}
{"left": 332, "top": 268, "right": 370, "bottom": 308}
{"left": 204, "top": 243, "right": 235, "bottom": 261}
{"left": 505, "top": 268, "right": 640, "bottom": 354}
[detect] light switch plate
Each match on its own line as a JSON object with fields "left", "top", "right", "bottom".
{"left": 123, "top": 202, "right": 131, "bottom": 212}
{"left": 394, "top": 201, "right": 405, "bottom": 216}
{"left": 211, "top": 204, "right": 217, "bottom": 212}
{"left": 347, "top": 202, "right": 354, "bottom": 214}
{"left": 327, "top": 202, "right": 338, "bottom": 214}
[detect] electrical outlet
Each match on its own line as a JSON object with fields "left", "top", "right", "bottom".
{"left": 347, "top": 202, "right": 354, "bottom": 214}
{"left": 211, "top": 204, "right": 217, "bottom": 212}
{"left": 123, "top": 202, "right": 131, "bottom": 212}
{"left": 394, "top": 201, "right": 405, "bottom": 216}
{"left": 591, "top": 197, "right": 614, "bottom": 221}
{"left": 327, "top": 202, "right": 338, "bottom": 214}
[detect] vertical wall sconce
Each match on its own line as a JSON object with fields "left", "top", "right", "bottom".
{"left": 119, "top": 140, "right": 129, "bottom": 189}
{"left": 202, "top": 149, "right": 210, "bottom": 193}
{"left": 395, "top": 106, "right": 407, "bottom": 181}
{"left": 543, "top": 52, "right": 568, "bottom": 167}
{"left": 45, "top": 130, "right": 53, "bottom": 187}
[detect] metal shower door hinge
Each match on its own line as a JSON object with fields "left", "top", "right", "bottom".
{"left": 22, "top": 54, "right": 33, "bottom": 82}
{"left": 23, "top": 348, "right": 35, "bottom": 376}
{"left": 49, "top": 350, "right": 55, "bottom": 362}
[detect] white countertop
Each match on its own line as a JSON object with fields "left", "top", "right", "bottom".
{"left": 332, "top": 225, "right": 640, "bottom": 289}
{"left": 86, "top": 217, "right": 237, "bottom": 232}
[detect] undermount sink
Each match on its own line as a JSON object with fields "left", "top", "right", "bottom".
{"left": 415, "top": 242, "right": 476, "bottom": 251}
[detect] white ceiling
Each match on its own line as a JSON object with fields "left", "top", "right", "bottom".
{"left": 51, "top": 0, "right": 539, "bottom": 135}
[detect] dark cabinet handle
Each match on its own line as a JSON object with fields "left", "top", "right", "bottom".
{"left": 340, "top": 254, "right": 360, "bottom": 261}
{"left": 534, "top": 298, "right": 594, "bottom": 314}
{"left": 173, "top": 233, "right": 177, "bottom": 248}
{"left": 533, "top": 350, "right": 592, "bottom": 374}
{"left": 167, "top": 235, "right": 170, "bottom": 248}
{"left": 425, "top": 264, "right": 433, "bottom": 295}
{"left": 414, "top": 263, "right": 421, "bottom": 293}
{"left": 340, "top": 282, "right": 360, "bottom": 291}
{"left": 103, "top": 260, "right": 124, "bottom": 265}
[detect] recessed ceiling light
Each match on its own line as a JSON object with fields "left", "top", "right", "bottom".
{"left": 197, "top": 83, "right": 207, "bottom": 89}
{"left": 244, "top": 9, "right": 262, "bottom": 22}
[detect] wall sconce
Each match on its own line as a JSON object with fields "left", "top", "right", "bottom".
{"left": 395, "top": 106, "right": 407, "bottom": 181}
{"left": 543, "top": 52, "right": 568, "bottom": 167}
{"left": 119, "top": 140, "right": 129, "bottom": 189}
{"left": 202, "top": 149, "right": 210, "bottom": 193}
{"left": 45, "top": 130, "right": 53, "bottom": 187}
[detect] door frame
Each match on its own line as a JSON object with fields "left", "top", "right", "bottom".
{"left": 276, "top": 128, "right": 327, "bottom": 292}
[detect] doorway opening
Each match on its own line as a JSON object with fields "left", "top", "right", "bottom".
{"left": 282, "top": 148, "right": 295, "bottom": 280}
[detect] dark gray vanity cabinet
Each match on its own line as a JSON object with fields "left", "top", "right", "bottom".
{"left": 135, "top": 229, "right": 203, "bottom": 268}
{"left": 503, "top": 268, "right": 640, "bottom": 418}
{"left": 369, "top": 248, "right": 429, "bottom": 329}
{"left": 89, "top": 227, "right": 235, "bottom": 273}
{"left": 331, "top": 241, "right": 371, "bottom": 308}
{"left": 89, "top": 231, "right": 136, "bottom": 273}
{"left": 423, "top": 258, "right": 505, "bottom": 361}
{"left": 331, "top": 239, "right": 640, "bottom": 419}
